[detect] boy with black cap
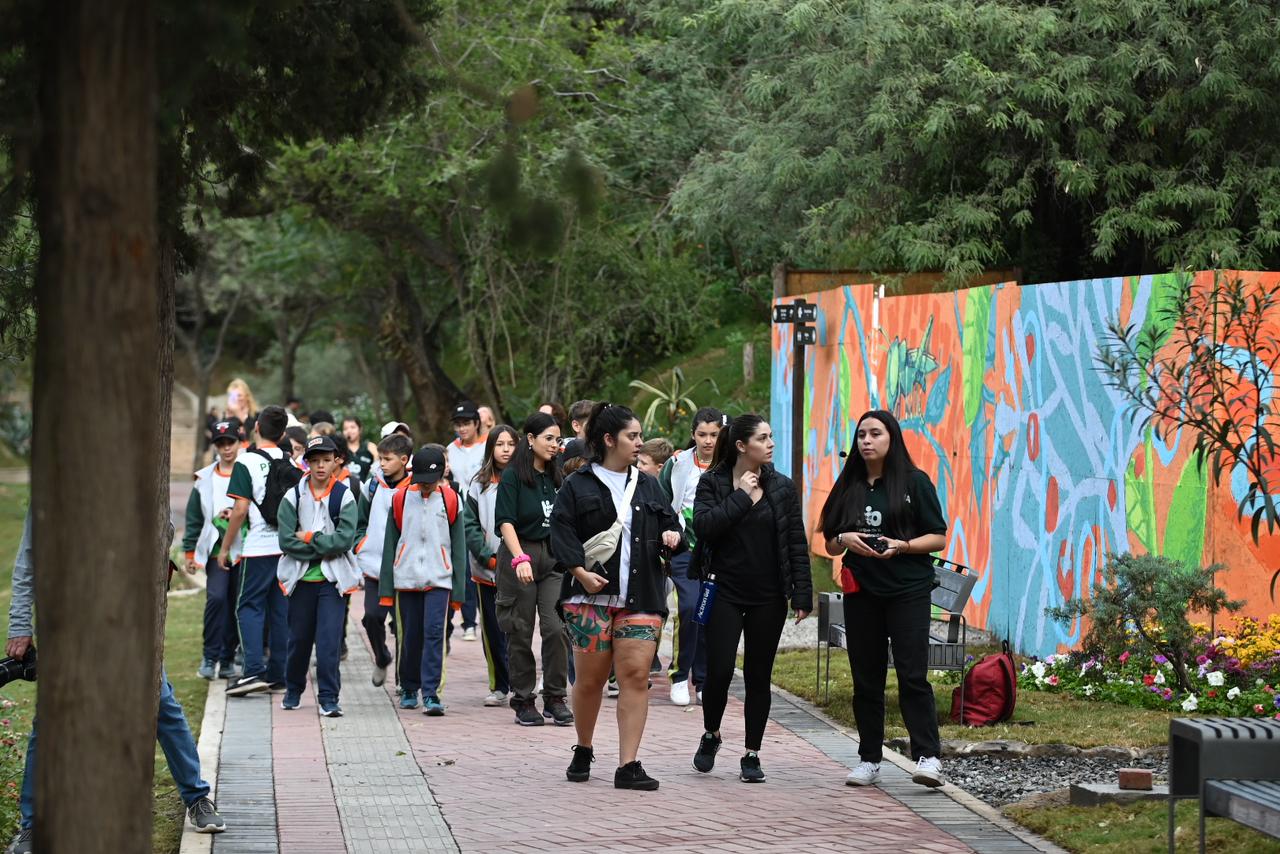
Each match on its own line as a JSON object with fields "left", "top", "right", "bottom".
{"left": 183, "top": 417, "right": 246, "bottom": 680}
{"left": 276, "top": 435, "right": 360, "bottom": 716}
{"left": 378, "top": 445, "right": 468, "bottom": 715}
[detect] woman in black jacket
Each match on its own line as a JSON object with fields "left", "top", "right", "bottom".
{"left": 550, "top": 403, "right": 684, "bottom": 791}
{"left": 690, "top": 413, "right": 811, "bottom": 783}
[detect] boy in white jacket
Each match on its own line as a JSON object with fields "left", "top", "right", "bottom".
{"left": 276, "top": 435, "right": 360, "bottom": 717}
{"left": 182, "top": 418, "right": 245, "bottom": 680}
{"left": 354, "top": 432, "right": 413, "bottom": 687}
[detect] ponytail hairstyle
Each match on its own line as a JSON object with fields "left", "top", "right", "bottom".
{"left": 583, "top": 401, "right": 640, "bottom": 464}
{"left": 818, "top": 409, "right": 918, "bottom": 538}
{"left": 512, "top": 411, "right": 563, "bottom": 489}
{"left": 710, "top": 413, "right": 765, "bottom": 472}
{"left": 474, "top": 424, "right": 519, "bottom": 489}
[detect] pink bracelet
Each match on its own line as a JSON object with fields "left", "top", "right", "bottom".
{"left": 511, "top": 553, "right": 532, "bottom": 569}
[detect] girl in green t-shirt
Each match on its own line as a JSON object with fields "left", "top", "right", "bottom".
{"left": 818, "top": 409, "right": 949, "bottom": 790}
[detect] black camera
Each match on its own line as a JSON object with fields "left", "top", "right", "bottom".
{"left": 0, "top": 647, "right": 36, "bottom": 688}
{"left": 866, "top": 536, "right": 890, "bottom": 554}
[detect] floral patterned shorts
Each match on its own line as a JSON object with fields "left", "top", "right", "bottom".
{"left": 562, "top": 603, "right": 664, "bottom": 653}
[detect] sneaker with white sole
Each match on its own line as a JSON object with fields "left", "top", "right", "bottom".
{"left": 696, "top": 689, "right": 703, "bottom": 704}
{"left": 5, "top": 828, "right": 32, "bottom": 854}
{"left": 845, "top": 761, "right": 882, "bottom": 786}
{"left": 371, "top": 663, "right": 387, "bottom": 687}
{"left": 484, "top": 690, "right": 508, "bottom": 707}
{"left": 911, "top": 756, "right": 944, "bottom": 788}
{"left": 669, "top": 679, "right": 691, "bottom": 706}
{"left": 606, "top": 677, "right": 620, "bottom": 698}
{"left": 187, "top": 796, "right": 226, "bottom": 833}
{"left": 462, "top": 627, "right": 477, "bottom": 641}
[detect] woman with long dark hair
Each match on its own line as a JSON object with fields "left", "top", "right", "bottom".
{"left": 494, "top": 412, "right": 573, "bottom": 727}
{"left": 690, "top": 414, "right": 811, "bottom": 784}
{"left": 550, "top": 403, "right": 684, "bottom": 790}
{"left": 818, "top": 409, "right": 948, "bottom": 789}
{"left": 463, "top": 425, "right": 519, "bottom": 707}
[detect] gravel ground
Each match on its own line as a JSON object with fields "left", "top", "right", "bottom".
{"left": 943, "top": 752, "right": 1168, "bottom": 807}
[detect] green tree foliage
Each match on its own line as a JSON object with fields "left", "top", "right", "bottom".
{"left": 648, "top": 0, "right": 1280, "bottom": 284}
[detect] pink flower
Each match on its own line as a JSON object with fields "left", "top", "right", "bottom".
{"left": 1119, "top": 651, "right": 1131, "bottom": 664}
{"left": 1047, "top": 675, "right": 1060, "bottom": 686}
{"left": 1256, "top": 704, "right": 1267, "bottom": 714}
{"left": 1143, "top": 674, "right": 1156, "bottom": 686}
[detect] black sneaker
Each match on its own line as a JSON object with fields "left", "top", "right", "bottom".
{"left": 566, "top": 745, "right": 594, "bottom": 782}
{"left": 6, "top": 828, "right": 32, "bottom": 854}
{"left": 268, "top": 681, "right": 287, "bottom": 693}
{"left": 545, "top": 698, "right": 574, "bottom": 726}
{"left": 614, "top": 760, "right": 659, "bottom": 791}
{"left": 514, "top": 702, "right": 545, "bottom": 726}
{"left": 693, "top": 732, "right": 722, "bottom": 773}
{"left": 739, "top": 752, "right": 766, "bottom": 783}
{"left": 187, "top": 796, "right": 226, "bottom": 833}
{"left": 225, "top": 675, "right": 270, "bottom": 697}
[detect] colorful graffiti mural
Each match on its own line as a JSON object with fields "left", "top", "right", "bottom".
{"left": 771, "top": 271, "right": 1280, "bottom": 658}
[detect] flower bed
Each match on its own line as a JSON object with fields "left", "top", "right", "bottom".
{"left": 1018, "top": 614, "right": 1280, "bottom": 717}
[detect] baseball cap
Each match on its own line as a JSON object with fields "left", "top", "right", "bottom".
{"left": 411, "top": 446, "right": 446, "bottom": 485}
{"left": 309, "top": 409, "right": 335, "bottom": 427}
{"left": 303, "top": 435, "right": 340, "bottom": 460}
{"left": 380, "top": 420, "right": 411, "bottom": 439}
{"left": 451, "top": 400, "right": 480, "bottom": 422}
{"left": 211, "top": 417, "right": 242, "bottom": 444}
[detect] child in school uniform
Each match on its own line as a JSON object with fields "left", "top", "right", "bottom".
{"left": 446, "top": 402, "right": 487, "bottom": 642}
{"left": 462, "top": 425, "right": 518, "bottom": 707}
{"left": 183, "top": 417, "right": 246, "bottom": 680}
{"left": 354, "top": 432, "right": 413, "bottom": 690}
{"left": 276, "top": 435, "right": 361, "bottom": 717}
{"left": 378, "top": 445, "right": 468, "bottom": 715}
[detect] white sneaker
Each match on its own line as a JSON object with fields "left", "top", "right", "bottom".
{"left": 605, "top": 677, "right": 620, "bottom": 698}
{"left": 911, "top": 756, "right": 944, "bottom": 788}
{"left": 845, "top": 761, "right": 881, "bottom": 786}
{"left": 484, "top": 690, "right": 508, "bottom": 707}
{"left": 371, "top": 664, "right": 387, "bottom": 687}
{"left": 670, "top": 679, "right": 691, "bottom": 706}
{"left": 696, "top": 689, "right": 703, "bottom": 704}
{"left": 463, "top": 627, "right": 477, "bottom": 641}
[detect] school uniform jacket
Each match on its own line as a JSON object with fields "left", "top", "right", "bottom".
{"left": 377, "top": 484, "right": 468, "bottom": 605}
{"left": 354, "top": 471, "right": 411, "bottom": 580}
{"left": 276, "top": 479, "right": 361, "bottom": 597}
{"left": 463, "top": 477, "right": 501, "bottom": 586}
{"left": 549, "top": 465, "right": 686, "bottom": 616}
{"left": 182, "top": 460, "right": 245, "bottom": 569}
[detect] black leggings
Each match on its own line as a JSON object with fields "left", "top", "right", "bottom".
{"left": 701, "top": 595, "right": 787, "bottom": 751}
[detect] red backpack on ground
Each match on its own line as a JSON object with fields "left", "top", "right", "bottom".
{"left": 950, "top": 640, "right": 1018, "bottom": 726}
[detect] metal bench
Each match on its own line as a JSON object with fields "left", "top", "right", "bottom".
{"left": 816, "top": 558, "right": 979, "bottom": 715}
{"left": 1167, "top": 717, "right": 1280, "bottom": 853}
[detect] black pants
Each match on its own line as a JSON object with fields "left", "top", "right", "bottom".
{"left": 361, "top": 578, "right": 396, "bottom": 669}
{"left": 476, "top": 582, "right": 510, "bottom": 695}
{"left": 202, "top": 557, "right": 240, "bottom": 664}
{"left": 285, "top": 580, "right": 344, "bottom": 705}
{"left": 701, "top": 596, "right": 787, "bottom": 752}
{"left": 844, "top": 589, "right": 941, "bottom": 763}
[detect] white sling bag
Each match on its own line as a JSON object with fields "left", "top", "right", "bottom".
{"left": 582, "top": 466, "right": 638, "bottom": 571}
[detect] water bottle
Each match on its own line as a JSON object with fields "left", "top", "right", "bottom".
{"left": 693, "top": 574, "right": 717, "bottom": 625}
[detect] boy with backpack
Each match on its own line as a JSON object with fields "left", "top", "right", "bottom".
{"left": 220, "top": 405, "right": 300, "bottom": 697}
{"left": 354, "top": 432, "right": 413, "bottom": 688}
{"left": 276, "top": 435, "right": 361, "bottom": 716}
{"left": 446, "top": 402, "right": 486, "bottom": 641}
{"left": 184, "top": 417, "right": 246, "bottom": 680}
{"left": 378, "top": 445, "right": 468, "bottom": 715}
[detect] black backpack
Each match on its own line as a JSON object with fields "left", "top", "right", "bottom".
{"left": 250, "top": 448, "right": 304, "bottom": 528}
{"left": 291, "top": 479, "right": 349, "bottom": 529}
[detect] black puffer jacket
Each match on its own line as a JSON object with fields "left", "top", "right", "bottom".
{"left": 691, "top": 464, "right": 813, "bottom": 612}
{"left": 549, "top": 464, "right": 685, "bottom": 616}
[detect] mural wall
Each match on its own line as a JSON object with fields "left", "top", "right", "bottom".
{"left": 771, "top": 271, "right": 1280, "bottom": 657}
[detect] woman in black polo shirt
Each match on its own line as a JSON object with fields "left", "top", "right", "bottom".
{"left": 818, "top": 409, "right": 949, "bottom": 789}
{"left": 550, "top": 403, "right": 684, "bottom": 790}
{"left": 494, "top": 412, "right": 572, "bottom": 728}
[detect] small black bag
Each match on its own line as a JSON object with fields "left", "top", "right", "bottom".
{"left": 251, "top": 449, "right": 304, "bottom": 528}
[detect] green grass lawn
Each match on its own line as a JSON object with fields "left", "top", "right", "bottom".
{"left": 1006, "top": 801, "right": 1280, "bottom": 853}
{"left": 0, "top": 485, "right": 208, "bottom": 853}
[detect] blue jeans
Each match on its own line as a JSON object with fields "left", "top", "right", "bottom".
{"left": 19, "top": 668, "right": 209, "bottom": 830}
{"left": 238, "top": 554, "right": 287, "bottom": 683}
{"left": 286, "top": 580, "right": 345, "bottom": 705}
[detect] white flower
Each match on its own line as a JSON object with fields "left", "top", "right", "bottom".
{"left": 1030, "top": 662, "right": 1047, "bottom": 679}
{"left": 1206, "top": 671, "right": 1225, "bottom": 687}
{"left": 1258, "top": 678, "right": 1266, "bottom": 687}
{"left": 1227, "top": 687, "right": 1242, "bottom": 700}
{"left": 1083, "top": 684, "right": 1096, "bottom": 697}
{"left": 1182, "top": 694, "right": 1199, "bottom": 712}
{"left": 1154, "top": 670, "right": 1166, "bottom": 685}
{"left": 1045, "top": 654, "right": 1057, "bottom": 666}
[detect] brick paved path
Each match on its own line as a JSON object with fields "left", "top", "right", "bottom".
{"left": 198, "top": 592, "right": 1052, "bottom": 854}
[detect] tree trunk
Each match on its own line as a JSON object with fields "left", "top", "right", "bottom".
{"left": 381, "top": 273, "right": 463, "bottom": 438}
{"left": 278, "top": 316, "right": 298, "bottom": 404}
{"left": 32, "top": 4, "right": 161, "bottom": 852}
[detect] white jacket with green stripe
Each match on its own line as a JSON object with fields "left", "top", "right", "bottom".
{"left": 276, "top": 478, "right": 361, "bottom": 597}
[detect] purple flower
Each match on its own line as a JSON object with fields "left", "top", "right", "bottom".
{"left": 1274, "top": 695, "right": 1280, "bottom": 710}
{"left": 1154, "top": 654, "right": 1169, "bottom": 665}
{"left": 1196, "top": 655, "right": 1210, "bottom": 665}
{"left": 1162, "top": 688, "right": 1175, "bottom": 701}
